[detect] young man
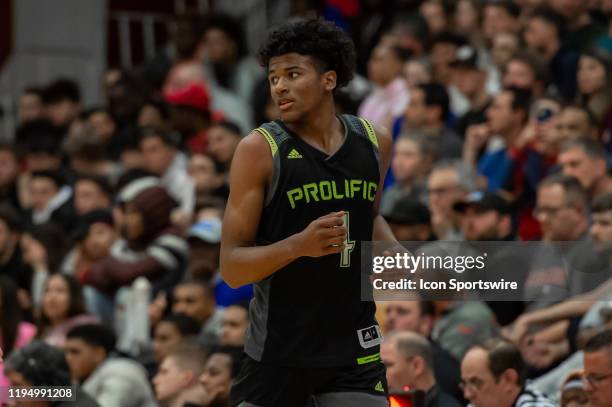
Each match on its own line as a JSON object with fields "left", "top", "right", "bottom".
{"left": 221, "top": 19, "right": 395, "bottom": 406}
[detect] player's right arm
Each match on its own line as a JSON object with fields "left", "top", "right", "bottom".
{"left": 220, "top": 132, "right": 347, "bottom": 288}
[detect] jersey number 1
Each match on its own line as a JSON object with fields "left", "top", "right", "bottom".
{"left": 340, "top": 212, "right": 356, "bottom": 268}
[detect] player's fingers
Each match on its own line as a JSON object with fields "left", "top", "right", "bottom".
{"left": 319, "top": 216, "right": 344, "bottom": 228}
{"left": 318, "top": 211, "right": 345, "bottom": 220}
{"left": 322, "top": 244, "right": 344, "bottom": 255}
{"left": 324, "top": 236, "right": 345, "bottom": 247}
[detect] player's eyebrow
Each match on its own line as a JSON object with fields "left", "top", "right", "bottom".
{"left": 268, "top": 65, "right": 304, "bottom": 74}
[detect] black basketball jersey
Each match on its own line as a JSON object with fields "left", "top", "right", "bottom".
{"left": 244, "top": 114, "right": 382, "bottom": 368}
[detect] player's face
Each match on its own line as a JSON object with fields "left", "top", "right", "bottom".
{"left": 267, "top": 53, "right": 335, "bottom": 123}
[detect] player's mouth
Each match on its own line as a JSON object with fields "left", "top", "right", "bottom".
{"left": 278, "top": 99, "right": 295, "bottom": 111}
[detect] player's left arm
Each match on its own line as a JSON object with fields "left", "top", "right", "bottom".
{"left": 371, "top": 123, "right": 398, "bottom": 243}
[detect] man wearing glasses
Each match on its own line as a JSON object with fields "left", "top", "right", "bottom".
{"left": 584, "top": 329, "right": 612, "bottom": 406}
{"left": 460, "top": 338, "right": 555, "bottom": 407}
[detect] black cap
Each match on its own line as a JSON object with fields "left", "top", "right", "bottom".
{"left": 450, "top": 45, "right": 479, "bottom": 70}
{"left": 384, "top": 196, "right": 431, "bottom": 226}
{"left": 454, "top": 191, "right": 511, "bottom": 215}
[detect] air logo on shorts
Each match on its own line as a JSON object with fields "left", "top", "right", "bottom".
{"left": 357, "top": 325, "right": 382, "bottom": 349}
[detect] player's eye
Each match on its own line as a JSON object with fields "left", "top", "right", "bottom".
{"left": 290, "top": 72, "right": 299, "bottom": 79}
{"left": 269, "top": 76, "right": 279, "bottom": 85}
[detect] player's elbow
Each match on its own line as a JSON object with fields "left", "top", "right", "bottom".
{"left": 219, "top": 253, "right": 243, "bottom": 289}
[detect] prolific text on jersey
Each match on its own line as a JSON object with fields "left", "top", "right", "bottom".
{"left": 286, "top": 179, "right": 378, "bottom": 209}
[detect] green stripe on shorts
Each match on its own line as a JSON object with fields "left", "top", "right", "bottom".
{"left": 357, "top": 352, "right": 381, "bottom": 365}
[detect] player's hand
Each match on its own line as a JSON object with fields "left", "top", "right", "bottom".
{"left": 294, "top": 211, "right": 347, "bottom": 258}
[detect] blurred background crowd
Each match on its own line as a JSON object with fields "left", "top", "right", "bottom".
{"left": 1, "top": 0, "right": 612, "bottom": 406}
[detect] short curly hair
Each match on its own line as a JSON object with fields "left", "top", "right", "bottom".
{"left": 258, "top": 19, "right": 356, "bottom": 89}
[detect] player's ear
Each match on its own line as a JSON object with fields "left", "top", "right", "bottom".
{"left": 323, "top": 70, "right": 337, "bottom": 91}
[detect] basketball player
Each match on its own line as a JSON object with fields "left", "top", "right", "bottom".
{"left": 221, "top": 19, "right": 396, "bottom": 407}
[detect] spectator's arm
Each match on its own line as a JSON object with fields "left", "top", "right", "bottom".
{"left": 82, "top": 256, "right": 164, "bottom": 292}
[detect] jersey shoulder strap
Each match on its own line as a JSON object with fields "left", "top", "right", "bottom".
{"left": 253, "top": 121, "right": 291, "bottom": 156}
{"left": 341, "top": 114, "right": 380, "bottom": 162}
{"left": 253, "top": 121, "right": 291, "bottom": 206}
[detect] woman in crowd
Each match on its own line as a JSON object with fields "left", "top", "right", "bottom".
{"left": 37, "top": 274, "right": 97, "bottom": 347}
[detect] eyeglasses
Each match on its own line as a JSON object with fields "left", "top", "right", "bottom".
{"left": 583, "top": 373, "right": 612, "bottom": 388}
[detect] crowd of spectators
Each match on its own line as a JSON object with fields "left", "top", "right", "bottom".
{"left": 1, "top": 0, "right": 612, "bottom": 406}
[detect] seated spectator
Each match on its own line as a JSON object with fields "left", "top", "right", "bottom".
{"left": 201, "top": 13, "right": 263, "bottom": 102}
{"left": 61, "top": 210, "right": 118, "bottom": 276}
{"left": 576, "top": 49, "right": 612, "bottom": 127}
{"left": 4, "top": 340, "right": 100, "bottom": 407}
{"left": 427, "top": 160, "right": 477, "bottom": 240}
{"left": 559, "top": 138, "right": 612, "bottom": 202}
{"left": 139, "top": 127, "right": 195, "bottom": 216}
{"left": 523, "top": 7, "right": 579, "bottom": 101}
{"left": 81, "top": 184, "right": 189, "bottom": 300}
{"left": 461, "top": 338, "right": 555, "bottom": 407}
{"left": 42, "top": 78, "right": 81, "bottom": 129}
{"left": 37, "top": 274, "right": 97, "bottom": 348}
{"left": 26, "top": 170, "right": 76, "bottom": 229}
{"left": 381, "top": 131, "right": 434, "bottom": 213}
{"left": 381, "top": 331, "right": 461, "bottom": 406}
{"left": 385, "top": 196, "right": 434, "bottom": 242}
{"left": 450, "top": 45, "right": 492, "bottom": 138}
{"left": 383, "top": 298, "right": 462, "bottom": 401}
{"left": 358, "top": 41, "right": 410, "bottom": 128}
{"left": 0, "top": 205, "right": 32, "bottom": 293}
{"left": 502, "top": 51, "right": 547, "bottom": 98}
{"left": 398, "top": 82, "right": 463, "bottom": 160}
{"left": 200, "top": 346, "right": 242, "bottom": 407}
{"left": 73, "top": 176, "right": 113, "bottom": 216}
{"left": 172, "top": 278, "right": 223, "bottom": 346}
{"left": 219, "top": 301, "right": 249, "bottom": 347}
{"left": 165, "top": 82, "right": 214, "bottom": 154}
{"left": 65, "top": 324, "right": 157, "bottom": 407}
{"left": 481, "top": 0, "right": 520, "bottom": 44}
{"left": 432, "top": 298, "right": 498, "bottom": 360}
{"left": 0, "top": 277, "right": 37, "bottom": 389}
{"left": 17, "top": 87, "right": 44, "bottom": 124}
{"left": 63, "top": 124, "right": 117, "bottom": 179}
{"left": 188, "top": 153, "right": 229, "bottom": 204}
{"left": 464, "top": 87, "right": 531, "bottom": 191}
{"left": 583, "top": 329, "right": 612, "bottom": 407}
{"left": 560, "top": 370, "right": 590, "bottom": 407}
{"left": 0, "top": 144, "right": 22, "bottom": 211}
{"left": 556, "top": 105, "right": 599, "bottom": 143}
{"left": 153, "top": 344, "right": 208, "bottom": 407}
{"left": 152, "top": 313, "right": 202, "bottom": 365}
{"left": 15, "top": 119, "right": 63, "bottom": 173}
{"left": 187, "top": 217, "right": 221, "bottom": 279}
{"left": 207, "top": 121, "right": 242, "bottom": 173}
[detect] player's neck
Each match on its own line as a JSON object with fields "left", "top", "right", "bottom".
{"left": 285, "top": 99, "right": 342, "bottom": 152}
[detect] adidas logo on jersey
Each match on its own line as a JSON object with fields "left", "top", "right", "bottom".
{"left": 287, "top": 149, "right": 303, "bottom": 159}
{"left": 374, "top": 381, "right": 384, "bottom": 392}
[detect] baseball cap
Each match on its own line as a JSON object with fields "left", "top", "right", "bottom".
{"left": 187, "top": 218, "right": 222, "bottom": 244}
{"left": 164, "top": 82, "right": 211, "bottom": 113}
{"left": 453, "top": 191, "right": 511, "bottom": 215}
{"left": 384, "top": 196, "right": 431, "bottom": 226}
{"left": 450, "top": 45, "right": 479, "bottom": 70}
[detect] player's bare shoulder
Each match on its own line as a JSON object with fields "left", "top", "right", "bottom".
{"left": 229, "top": 130, "right": 274, "bottom": 185}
